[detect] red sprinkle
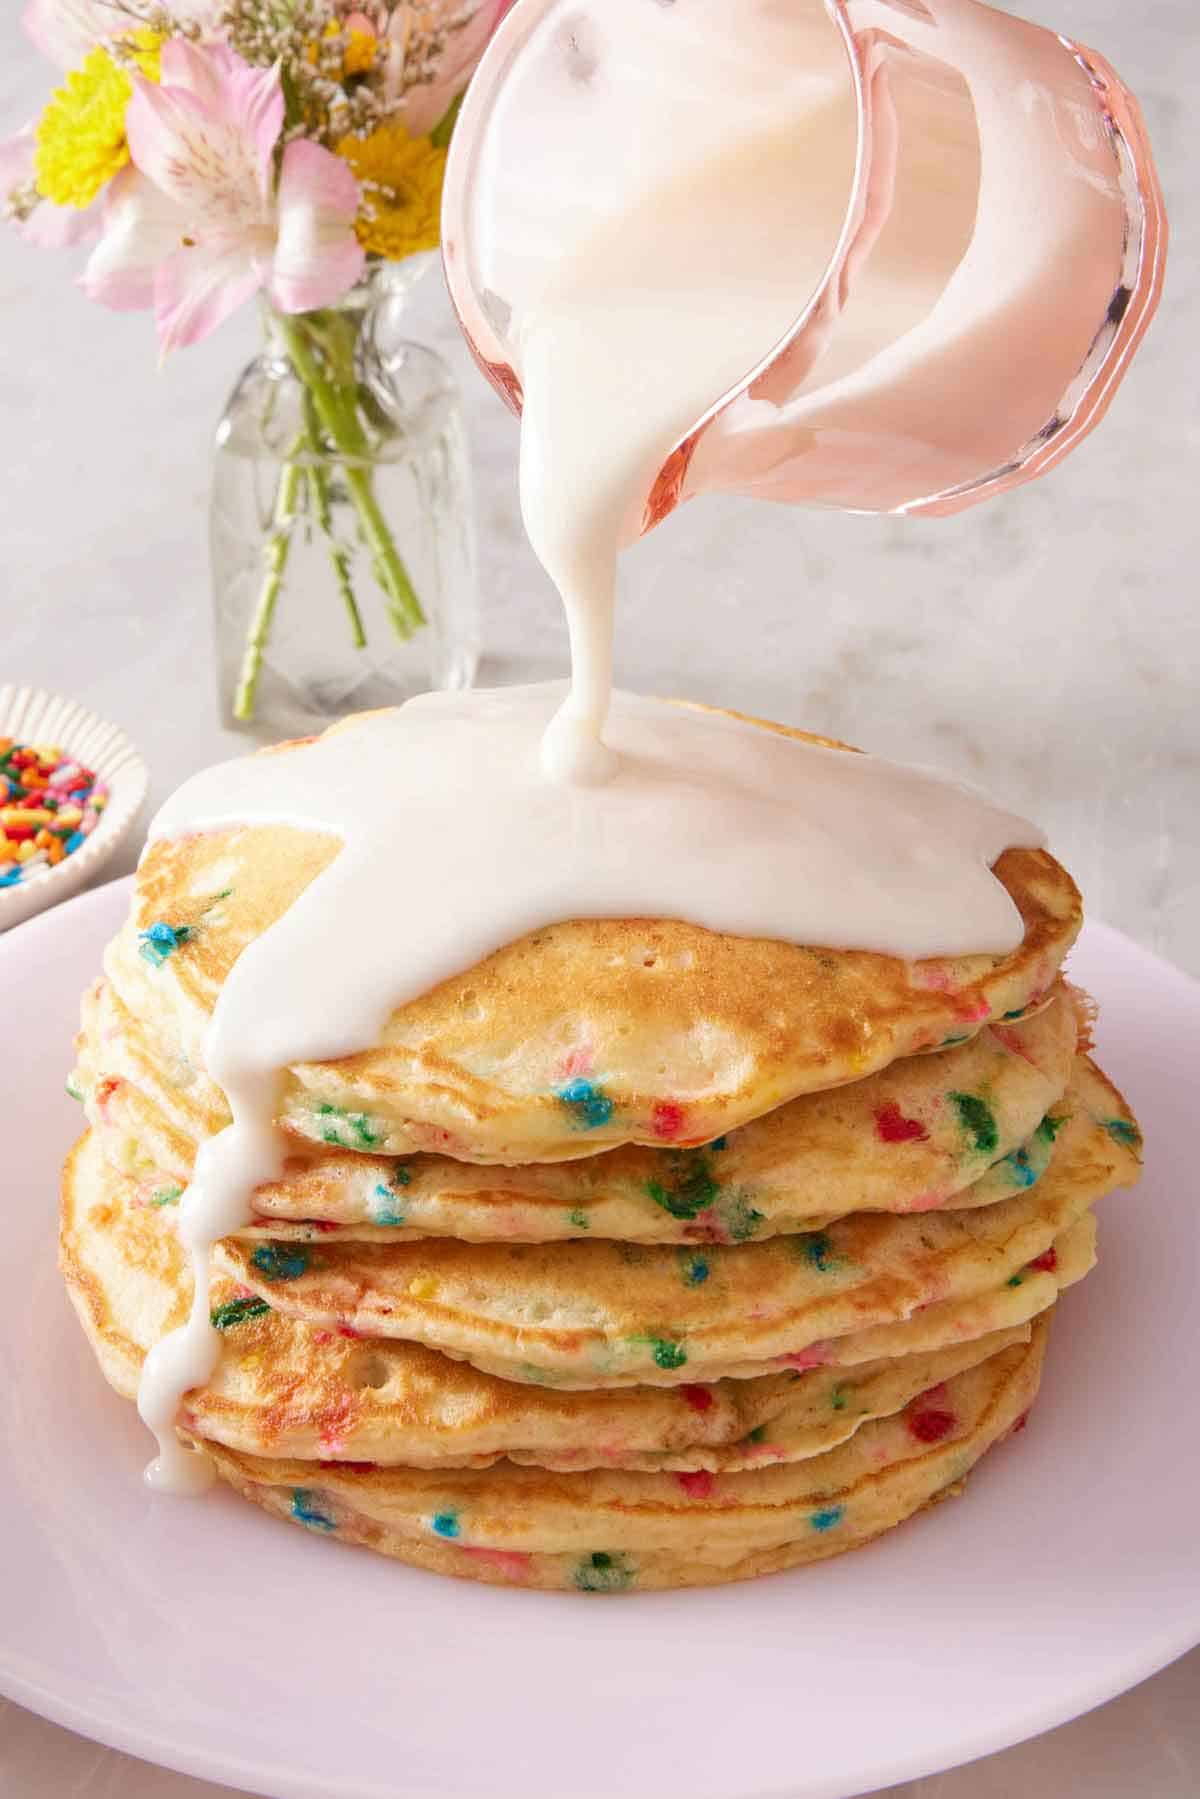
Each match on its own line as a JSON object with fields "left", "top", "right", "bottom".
{"left": 336, "top": 1323, "right": 362, "bottom": 1340}
{"left": 1029, "top": 1246, "right": 1058, "bottom": 1274}
{"left": 874, "top": 1102, "right": 929, "bottom": 1145}
{"left": 459, "top": 1546, "right": 533, "bottom": 1580}
{"left": 651, "top": 1101, "right": 687, "bottom": 1140}
{"left": 907, "top": 1406, "right": 957, "bottom": 1444}
{"left": 680, "top": 1384, "right": 715, "bottom": 1413}
{"left": 328, "top": 1459, "right": 378, "bottom": 1473}
{"left": 676, "top": 1470, "right": 715, "bottom": 1499}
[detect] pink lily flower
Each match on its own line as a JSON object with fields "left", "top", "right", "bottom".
{"left": 83, "top": 41, "right": 365, "bottom": 355}
{"left": 22, "top": 0, "right": 224, "bottom": 65}
{"left": 381, "top": 0, "right": 517, "bottom": 135}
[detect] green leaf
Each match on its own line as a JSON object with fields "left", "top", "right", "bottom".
{"left": 430, "top": 91, "right": 464, "bottom": 149}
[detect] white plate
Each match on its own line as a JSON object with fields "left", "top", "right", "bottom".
{"left": 2, "top": 879, "right": 1197, "bottom": 1799}
{"left": 0, "top": 686, "right": 148, "bottom": 932}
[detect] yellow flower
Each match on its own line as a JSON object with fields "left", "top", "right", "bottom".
{"left": 33, "top": 34, "right": 160, "bottom": 211}
{"left": 336, "top": 125, "right": 447, "bottom": 261}
{"left": 124, "top": 29, "right": 164, "bottom": 82}
{"left": 307, "top": 20, "right": 377, "bottom": 78}
{"left": 343, "top": 29, "right": 378, "bottom": 76}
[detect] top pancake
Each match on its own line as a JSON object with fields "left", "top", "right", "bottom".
{"left": 104, "top": 710, "right": 1081, "bottom": 1163}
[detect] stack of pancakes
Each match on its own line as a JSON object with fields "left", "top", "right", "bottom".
{"left": 62, "top": 717, "right": 1142, "bottom": 1591}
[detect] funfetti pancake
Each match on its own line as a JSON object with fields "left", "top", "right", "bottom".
{"left": 74, "top": 974, "right": 1078, "bottom": 1243}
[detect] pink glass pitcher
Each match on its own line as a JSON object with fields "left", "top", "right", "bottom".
{"left": 442, "top": 0, "right": 1165, "bottom": 525}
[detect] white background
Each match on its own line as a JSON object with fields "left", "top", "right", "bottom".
{"left": 2, "top": 0, "right": 1197, "bottom": 1792}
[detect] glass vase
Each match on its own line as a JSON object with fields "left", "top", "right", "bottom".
{"left": 211, "top": 260, "right": 479, "bottom": 738}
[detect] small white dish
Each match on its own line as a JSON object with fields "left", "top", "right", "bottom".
{"left": 0, "top": 685, "right": 148, "bottom": 932}
{"left": 1, "top": 884, "right": 1198, "bottom": 1799}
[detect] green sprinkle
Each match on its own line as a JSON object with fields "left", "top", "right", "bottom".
{"left": 65, "top": 1074, "right": 84, "bottom": 1102}
{"left": 721, "top": 1194, "right": 765, "bottom": 1242}
{"left": 830, "top": 1385, "right": 848, "bottom": 1412}
{"left": 645, "top": 1149, "right": 719, "bottom": 1221}
{"left": 392, "top": 1162, "right": 413, "bottom": 1187}
{"left": 211, "top": 1295, "right": 270, "bottom": 1331}
{"left": 1006, "top": 1274, "right": 1023, "bottom": 1288}
{"left": 317, "top": 1104, "right": 380, "bottom": 1149}
{"left": 744, "top": 1424, "right": 768, "bottom": 1444}
{"left": 651, "top": 1337, "right": 687, "bottom": 1371}
{"left": 566, "top": 1207, "right": 590, "bottom": 1231}
{"left": 948, "top": 1091, "right": 999, "bottom": 1156}
{"left": 574, "top": 1551, "right": 636, "bottom": 1593}
{"left": 1037, "top": 1113, "right": 1067, "bottom": 1144}
{"left": 149, "top": 1185, "right": 183, "bottom": 1208}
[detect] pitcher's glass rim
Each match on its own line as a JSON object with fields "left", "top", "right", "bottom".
{"left": 441, "top": 0, "right": 1166, "bottom": 521}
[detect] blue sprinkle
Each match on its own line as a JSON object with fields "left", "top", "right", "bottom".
{"left": 683, "top": 1254, "right": 710, "bottom": 1287}
{"left": 804, "top": 1234, "right": 836, "bottom": 1273}
{"left": 250, "top": 1244, "right": 310, "bottom": 1281}
{"left": 370, "top": 1181, "right": 406, "bottom": 1227}
{"left": 556, "top": 1078, "right": 614, "bottom": 1130}
{"left": 709, "top": 1136, "right": 728, "bottom": 1152}
{"left": 64, "top": 830, "right": 85, "bottom": 854}
{"left": 1105, "top": 1118, "right": 1140, "bottom": 1148}
{"left": 291, "top": 1489, "right": 335, "bottom": 1532}
{"left": 431, "top": 1510, "right": 460, "bottom": 1539}
{"left": 1001, "top": 1148, "right": 1038, "bottom": 1189}
{"left": 810, "top": 1505, "right": 844, "bottom": 1533}
{"left": 138, "top": 921, "right": 190, "bottom": 967}
{"left": 0, "top": 869, "right": 20, "bottom": 889}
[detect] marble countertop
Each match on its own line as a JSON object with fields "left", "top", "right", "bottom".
{"left": 2, "top": 0, "right": 1197, "bottom": 1793}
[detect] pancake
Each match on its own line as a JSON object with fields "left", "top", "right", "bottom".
{"left": 62, "top": 1129, "right": 1088, "bottom": 1471}
{"left": 74, "top": 975, "right": 1079, "bottom": 1243}
{"left": 95, "top": 711, "right": 1081, "bottom": 1163}
{"left": 216, "top": 1059, "right": 1136, "bottom": 1386}
{"left": 197, "top": 1325, "right": 1048, "bottom": 1589}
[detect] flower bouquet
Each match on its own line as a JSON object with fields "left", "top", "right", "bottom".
{"left": 3, "top": 1, "right": 511, "bottom": 723}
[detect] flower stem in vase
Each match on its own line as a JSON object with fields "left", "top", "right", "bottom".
{"left": 234, "top": 433, "right": 306, "bottom": 722}
{"left": 301, "top": 389, "right": 367, "bottom": 650}
{"left": 275, "top": 311, "right": 427, "bottom": 639}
